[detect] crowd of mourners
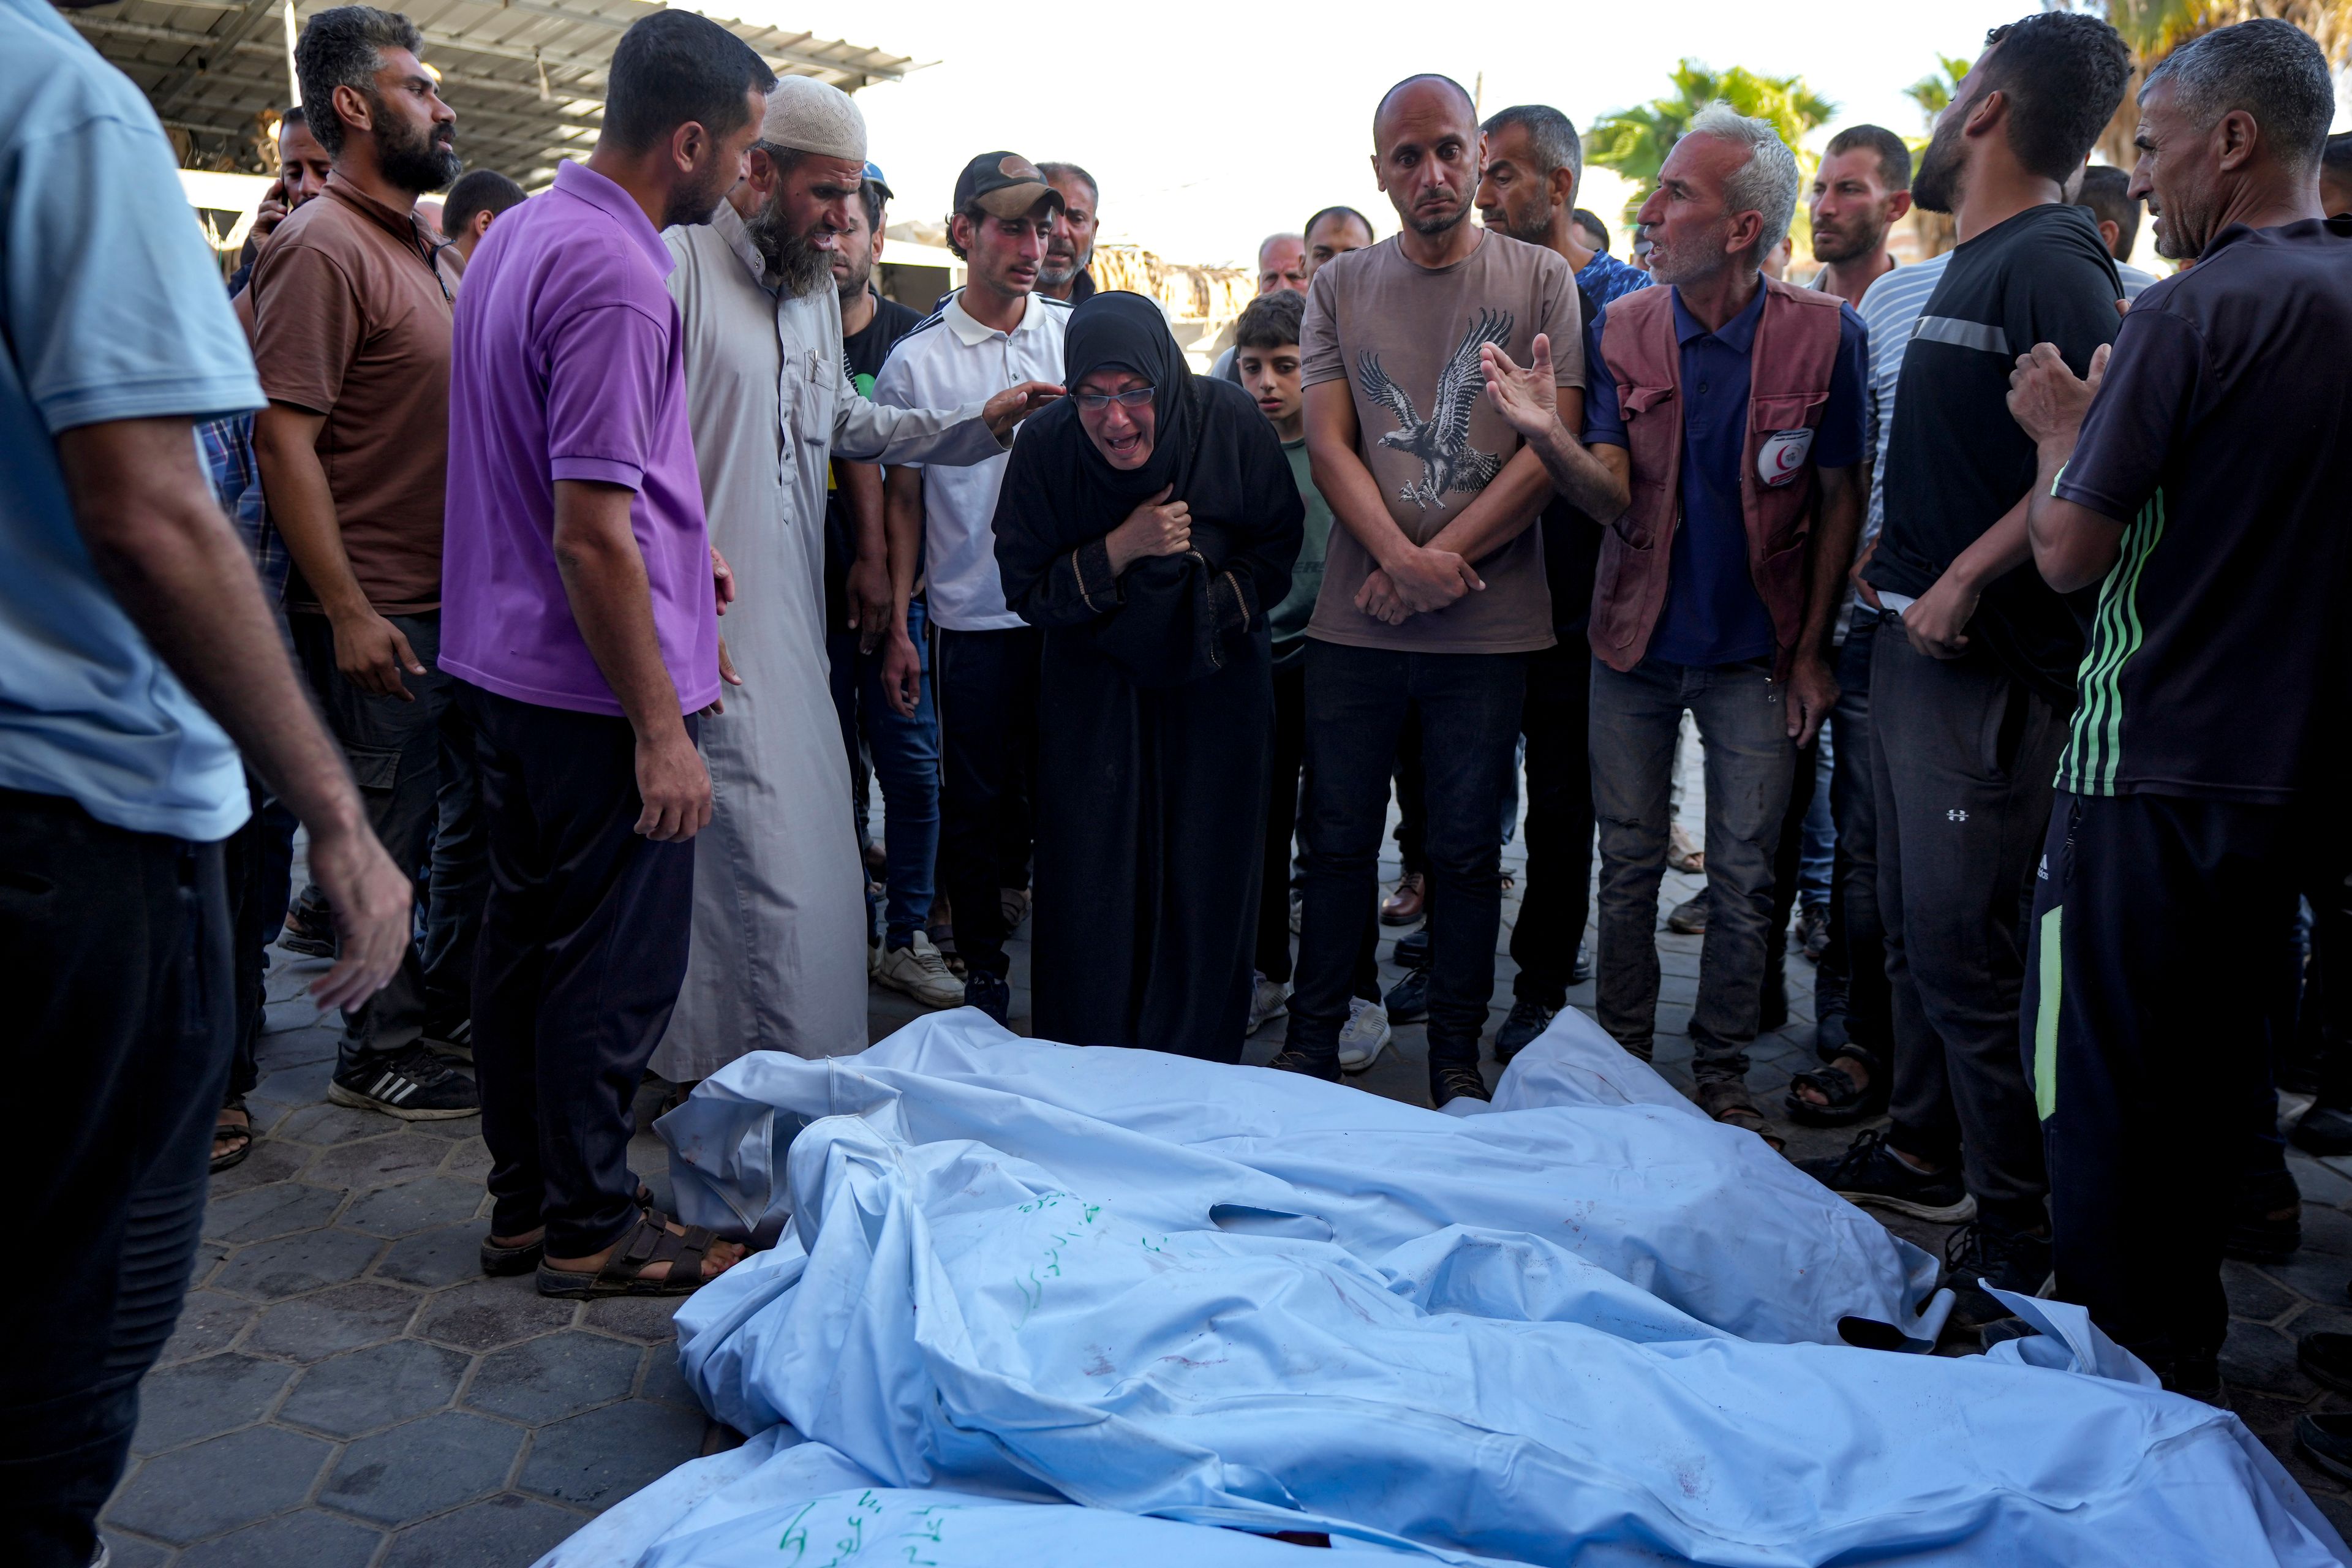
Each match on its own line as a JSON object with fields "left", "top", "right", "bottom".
{"left": 6, "top": 0, "right": 2352, "bottom": 1559}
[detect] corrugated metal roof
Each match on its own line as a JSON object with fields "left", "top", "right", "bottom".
{"left": 68, "top": 0, "right": 918, "bottom": 186}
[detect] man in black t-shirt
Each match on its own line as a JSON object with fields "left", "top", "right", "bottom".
{"left": 823, "top": 168, "right": 958, "bottom": 1009}
{"left": 2007, "top": 18, "right": 2350, "bottom": 1396}
{"left": 1801, "top": 11, "right": 2131, "bottom": 1329}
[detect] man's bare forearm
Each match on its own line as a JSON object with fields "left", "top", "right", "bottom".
{"left": 551, "top": 479, "right": 687, "bottom": 737}
{"left": 1425, "top": 444, "right": 1554, "bottom": 564}
{"left": 883, "top": 467, "right": 924, "bottom": 632}
{"left": 56, "top": 418, "right": 363, "bottom": 837}
{"left": 2027, "top": 446, "right": 2125, "bottom": 594}
{"left": 1525, "top": 420, "right": 1631, "bottom": 523}
{"left": 1944, "top": 494, "right": 2035, "bottom": 597}
{"left": 253, "top": 402, "right": 369, "bottom": 619}
{"left": 1798, "top": 467, "right": 1863, "bottom": 661}
{"left": 843, "top": 461, "right": 886, "bottom": 569}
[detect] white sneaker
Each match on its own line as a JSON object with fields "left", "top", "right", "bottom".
{"left": 1246, "top": 973, "right": 1291, "bottom": 1036}
{"left": 876, "top": 933, "right": 965, "bottom": 1009}
{"left": 1336, "top": 997, "right": 1392, "bottom": 1072}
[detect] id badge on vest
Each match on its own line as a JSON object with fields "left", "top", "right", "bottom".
{"left": 1757, "top": 428, "right": 1814, "bottom": 488}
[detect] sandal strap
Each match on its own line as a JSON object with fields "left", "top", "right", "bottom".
{"left": 599, "top": 1210, "right": 711, "bottom": 1286}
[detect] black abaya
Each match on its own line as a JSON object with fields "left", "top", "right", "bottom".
{"left": 992, "top": 293, "right": 1304, "bottom": 1060}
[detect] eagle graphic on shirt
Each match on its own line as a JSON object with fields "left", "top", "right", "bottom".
{"left": 1356, "top": 309, "right": 1514, "bottom": 509}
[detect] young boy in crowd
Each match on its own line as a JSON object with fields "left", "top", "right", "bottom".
{"left": 1234, "top": 290, "right": 1391, "bottom": 1070}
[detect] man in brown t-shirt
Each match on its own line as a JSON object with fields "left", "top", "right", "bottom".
{"left": 1277, "top": 73, "right": 1582, "bottom": 1107}
{"left": 251, "top": 6, "right": 477, "bottom": 1119}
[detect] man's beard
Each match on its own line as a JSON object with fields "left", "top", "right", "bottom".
{"left": 1038, "top": 240, "right": 1085, "bottom": 288}
{"left": 1485, "top": 203, "right": 1551, "bottom": 247}
{"left": 1406, "top": 192, "right": 1471, "bottom": 238}
{"left": 1811, "top": 212, "right": 1888, "bottom": 264}
{"left": 1911, "top": 119, "right": 1965, "bottom": 215}
{"left": 834, "top": 244, "right": 875, "bottom": 303}
{"left": 375, "top": 107, "right": 461, "bottom": 195}
{"left": 745, "top": 194, "right": 839, "bottom": 297}
{"left": 1647, "top": 216, "right": 1736, "bottom": 287}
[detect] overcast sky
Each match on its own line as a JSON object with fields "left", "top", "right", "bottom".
{"left": 712, "top": 0, "right": 2043, "bottom": 266}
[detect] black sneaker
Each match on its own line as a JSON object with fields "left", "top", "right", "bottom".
{"left": 1384, "top": 966, "right": 1429, "bottom": 1023}
{"left": 1795, "top": 903, "right": 1830, "bottom": 962}
{"left": 1942, "top": 1218, "right": 2052, "bottom": 1330}
{"left": 1267, "top": 1047, "right": 1341, "bottom": 1082}
{"left": 330, "top": 1047, "right": 479, "bottom": 1121}
{"left": 2293, "top": 1104, "right": 2352, "bottom": 1156}
{"left": 1393, "top": 926, "right": 1433, "bottom": 970}
{"left": 1795, "top": 1128, "right": 1976, "bottom": 1224}
{"left": 2225, "top": 1196, "right": 2302, "bottom": 1263}
{"left": 963, "top": 970, "right": 1011, "bottom": 1026}
{"left": 2297, "top": 1412, "right": 2352, "bottom": 1482}
{"left": 280, "top": 899, "right": 337, "bottom": 959}
{"left": 2299, "top": 1332, "right": 2352, "bottom": 1396}
{"left": 1431, "top": 1061, "right": 1491, "bottom": 1109}
{"left": 1494, "top": 998, "right": 1556, "bottom": 1064}
{"left": 1568, "top": 943, "right": 1594, "bottom": 986}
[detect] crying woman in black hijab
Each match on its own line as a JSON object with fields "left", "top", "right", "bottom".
{"left": 993, "top": 291, "right": 1303, "bottom": 1062}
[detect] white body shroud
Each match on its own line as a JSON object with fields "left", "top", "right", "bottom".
{"left": 541, "top": 1011, "right": 2342, "bottom": 1567}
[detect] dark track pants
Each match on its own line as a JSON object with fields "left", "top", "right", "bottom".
{"left": 2027, "top": 790, "right": 2306, "bottom": 1378}
{"left": 1, "top": 791, "right": 232, "bottom": 1568}
{"left": 462, "top": 685, "right": 696, "bottom": 1259}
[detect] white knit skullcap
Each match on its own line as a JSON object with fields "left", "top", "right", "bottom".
{"left": 758, "top": 75, "right": 867, "bottom": 163}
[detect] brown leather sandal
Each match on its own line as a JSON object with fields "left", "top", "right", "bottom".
{"left": 1695, "top": 1079, "right": 1786, "bottom": 1153}
{"left": 537, "top": 1208, "right": 722, "bottom": 1299}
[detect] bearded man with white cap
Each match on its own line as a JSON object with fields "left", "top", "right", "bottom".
{"left": 653, "top": 75, "right": 1061, "bottom": 1082}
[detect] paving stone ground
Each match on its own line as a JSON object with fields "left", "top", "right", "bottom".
{"left": 104, "top": 764, "right": 2352, "bottom": 1562}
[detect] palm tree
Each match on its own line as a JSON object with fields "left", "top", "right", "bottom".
{"left": 1586, "top": 60, "right": 1836, "bottom": 228}
{"left": 2097, "top": 1, "right": 2352, "bottom": 165}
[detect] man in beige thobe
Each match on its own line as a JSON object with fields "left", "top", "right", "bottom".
{"left": 654, "top": 78, "right": 1055, "bottom": 1080}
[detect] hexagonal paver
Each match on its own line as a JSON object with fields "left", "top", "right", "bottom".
{"left": 157, "top": 1289, "right": 255, "bottom": 1366}
{"left": 579, "top": 1294, "right": 681, "bottom": 1345}
{"left": 130, "top": 1353, "right": 293, "bottom": 1454}
{"left": 635, "top": 1346, "right": 699, "bottom": 1411}
{"left": 175, "top": 1509, "right": 383, "bottom": 1568}
{"left": 304, "top": 1133, "right": 453, "bottom": 1192}
{"left": 320, "top": 1409, "right": 525, "bottom": 1524}
{"left": 213, "top": 1227, "right": 383, "bottom": 1300}
{"left": 345, "top": 1176, "right": 488, "bottom": 1238}
{"left": 246, "top": 1280, "right": 421, "bottom": 1361}
{"left": 439, "top": 1136, "right": 494, "bottom": 1182}
{"left": 2222, "top": 1320, "right": 2299, "bottom": 1396}
{"left": 281, "top": 1338, "right": 468, "bottom": 1438}
{"left": 276, "top": 1102, "right": 393, "bottom": 1148}
{"left": 379, "top": 1493, "right": 587, "bottom": 1568}
{"left": 206, "top": 1137, "right": 313, "bottom": 1194}
{"left": 466, "top": 1330, "right": 639, "bottom": 1424}
{"left": 105, "top": 1423, "right": 333, "bottom": 1544}
{"left": 97, "top": 1532, "right": 172, "bottom": 1568}
{"left": 417, "top": 1278, "right": 575, "bottom": 1352}
{"left": 518, "top": 1397, "right": 707, "bottom": 1507}
{"left": 203, "top": 1180, "right": 344, "bottom": 1243}
{"left": 376, "top": 1222, "right": 491, "bottom": 1289}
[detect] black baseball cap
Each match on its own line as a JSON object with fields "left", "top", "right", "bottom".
{"left": 953, "top": 152, "right": 1063, "bottom": 220}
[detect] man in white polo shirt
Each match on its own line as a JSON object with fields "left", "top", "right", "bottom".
{"left": 874, "top": 152, "right": 1069, "bottom": 1021}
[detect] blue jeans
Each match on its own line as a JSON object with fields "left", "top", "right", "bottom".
{"left": 827, "top": 595, "right": 941, "bottom": 946}
{"left": 1589, "top": 655, "right": 1795, "bottom": 1079}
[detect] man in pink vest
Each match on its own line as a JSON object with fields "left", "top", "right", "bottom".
{"left": 1486, "top": 105, "right": 1866, "bottom": 1141}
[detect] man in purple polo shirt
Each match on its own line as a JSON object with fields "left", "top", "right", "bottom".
{"left": 440, "top": 10, "right": 772, "bottom": 1297}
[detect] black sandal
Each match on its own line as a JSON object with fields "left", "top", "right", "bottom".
{"left": 211, "top": 1098, "right": 254, "bottom": 1174}
{"left": 1785, "top": 1049, "right": 1888, "bottom": 1128}
{"left": 481, "top": 1185, "right": 655, "bottom": 1276}
{"left": 535, "top": 1207, "right": 722, "bottom": 1299}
